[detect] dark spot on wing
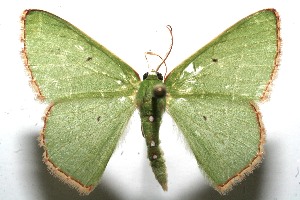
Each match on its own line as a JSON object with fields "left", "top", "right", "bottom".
{"left": 212, "top": 58, "right": 218, "bottom": 62}
{"left": 97, "top": 116, "right": 101, "bottom": 122}
{"left": 203, "top": 116, "right": 207, "bottom": 121}
{"left": 86, "top": 57, "right": 93, "bottom": 61}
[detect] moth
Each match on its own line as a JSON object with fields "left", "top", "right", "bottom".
{"left": 21, "top": 9, "right": 280, "bottom": 194}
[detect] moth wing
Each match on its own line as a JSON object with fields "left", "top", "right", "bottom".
{"left": 167, "top": 96, "right": 264, "bottom": 193}
{"left": 41, "top": 97, "right": 135, "bottom": 194}
{"left": 165, "top": 9, "right": 280, "bottom": 101}
{"left": 22, "top": 10, "right": 140, "bottom": 102}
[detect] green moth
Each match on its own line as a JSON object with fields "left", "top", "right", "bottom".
{"left": 21, "top": 9, "right": 280, "bottom": 194}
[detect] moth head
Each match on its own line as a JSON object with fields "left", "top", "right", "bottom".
{"left": 143, "top": 71, "right": 164, "bottom": 81}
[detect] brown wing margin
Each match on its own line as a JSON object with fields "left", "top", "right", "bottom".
{"left": 39, "top": 104, "right": 94, "bottom": 195}
{"left": 21, "top": 10, "right": 46, "bottom": 101}
{"left": 260, "top": 8, "right": 281, "bottom": 101}
{"left": 216, "top": 102, "right": 265, "bottom": 194}
{"left": 217, "top": 9, "right": 280, "bottom": 193}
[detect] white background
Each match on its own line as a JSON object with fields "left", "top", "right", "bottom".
{"left": 0, "top": 1, "right": 299, "bottom": 200}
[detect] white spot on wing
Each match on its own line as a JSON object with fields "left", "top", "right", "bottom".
{"left": 187, "top": 80, "right": 196, "bottom": 84}
{"left": 184, "top": 63, "right": 194, "bottom": 73}
{"left": 116, "top": 80, "right": 122, "bottom": 85}
{"left": 120, "top": 73, "right": 126, "bottom": 79}
{"left": 176, "top": 98, "right": 187, "bottom": 102}
{"left": 183, "top": 63, "right": 203, "bottom": 75}
{"left": 118, "top": 97, "right": 126, "bottom": 102}
{"left": 75, "top": 45, "right": 84, "bottom": 51}
{"left": 180, "top": 63, "right": 203, "bottom": 81}
{"left": 194, "top": 66, "right": 203, "bottom": 75}
{"left": 183, "top": 87, "right": 192, "bottom": 93}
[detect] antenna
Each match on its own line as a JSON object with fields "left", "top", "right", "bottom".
{"left": 156, "top": 25, "right": 173, "bottom": 72}
{"left": 144, "top": 25, "right": 173, "bottom": 78}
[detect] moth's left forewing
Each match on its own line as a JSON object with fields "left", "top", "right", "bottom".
{"left": 165, "top": 9, "right": 280, "bottom": 194}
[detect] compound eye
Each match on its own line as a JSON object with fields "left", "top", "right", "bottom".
{"left": 156, "top": 72, "right": 163, "bottom": 81}
{"left": 143, "top": 72, "right": 149, "bottom": 80}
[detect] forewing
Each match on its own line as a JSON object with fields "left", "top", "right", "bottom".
{"left": 165, "top": 9, "right": 280, "bottom": 101}
{"left": 167, "top": 96, "right": 264, "bottom": 193}
{"left": 40, "top": 97, "right": 135, "bottom": 194}
{"left": 22, "top": 10, "right": 140, "bottom": 102}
